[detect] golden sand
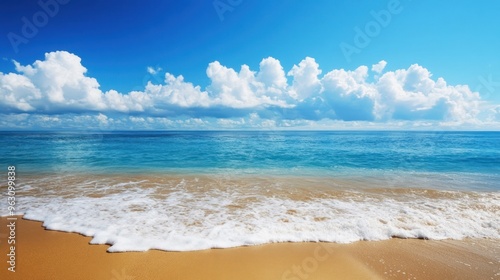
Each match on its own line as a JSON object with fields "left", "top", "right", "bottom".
{"left": 1, "top": 216, "right": 498, "bottom": 280}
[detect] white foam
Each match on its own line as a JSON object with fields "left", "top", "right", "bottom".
{"left": 2, "top": 176, "right": 499, "bottom": 252}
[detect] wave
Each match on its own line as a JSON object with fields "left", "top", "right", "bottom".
{"left": 2, "top": 174, "right": 499, "bottom": 252}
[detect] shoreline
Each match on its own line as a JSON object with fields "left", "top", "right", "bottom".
{"left": 13, "top": 171, "right": 500, "bottom": 193}
{"left": 1, "top": 216, "right": 499, "bottom": 280}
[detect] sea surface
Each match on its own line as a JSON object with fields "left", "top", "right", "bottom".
{"left": 1, "top": 131, "right": 499, "bottom": 251}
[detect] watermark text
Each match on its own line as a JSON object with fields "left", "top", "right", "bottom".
{"left": 7, "top": 0, "right": 70, "bottom": 53}
{"left": 6, "top": 166, "right": 17, "bottom": 273}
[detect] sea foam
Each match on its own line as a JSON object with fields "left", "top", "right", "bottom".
{"left": 2, "top": 175, "right": 499, "bottom": 252}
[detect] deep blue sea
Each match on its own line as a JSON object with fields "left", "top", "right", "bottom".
{"left": 1, "top": 131, "right": 499, "bottom": 251}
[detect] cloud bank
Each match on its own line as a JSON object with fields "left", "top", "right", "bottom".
{"left": 0, "top": 51, "right": 498, "bottom": 130}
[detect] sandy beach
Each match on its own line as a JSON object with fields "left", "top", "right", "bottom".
{"left": 1, "top": 216, "right": 498, "bottom": 280}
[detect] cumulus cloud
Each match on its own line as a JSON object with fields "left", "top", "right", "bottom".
{"left": 256, "top": 57, "right": 287, "bottom": 91}
{"left": 375, "top": 64, "right": 481, "bottom": 121}
{"left": 145, "top": 73, "right": 210, "bottom": 109}
{"left": 5, "top": 51, "right": 106, "bottom": 113}
{"left": 287, "top": 57, "right": 322, "bottom": 101}
{"left": 206, "top": 59, "right": 289, "bottom": 109}
{"left": 371, "top": 60, "right": 387, "bottom": 74}
{"left": 318, "top": 65, "right": 377, "bottom": 121}
{"left": 0, "top": 50, "right": 497, "bottom": 129}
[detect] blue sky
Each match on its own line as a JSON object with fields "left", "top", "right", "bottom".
{"left": 1, "top": 0, "right": 499, "bottom": 130}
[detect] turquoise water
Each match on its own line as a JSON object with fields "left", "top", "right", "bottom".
{"left": 1, "top": 131, "right": 499, "bottom": 188}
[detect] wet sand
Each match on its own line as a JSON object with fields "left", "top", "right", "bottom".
{"left": 1, "top": 216, "right": 498, "bottom": 280}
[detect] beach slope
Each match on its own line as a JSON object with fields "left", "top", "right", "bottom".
{"left": 1, "top": 217, "right": 499, "bottom": 280}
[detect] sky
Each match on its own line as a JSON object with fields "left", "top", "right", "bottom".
{"left": 0, "top": 0, "right": 499, "bottom": 130}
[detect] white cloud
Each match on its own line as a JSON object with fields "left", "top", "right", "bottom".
{"left": 11, "top": 51, "right": 106, "bottom": 111}
{"left": 147, "top": 66, "right": 162, "bottom": 75}
{"left": 146, "top": 73, "right": 211, "bottom": 109}
{"left": 103, "top": 89, "right": 150, "bottom": 113}
{"left": 319, "top": 65, "right": 377, "bottom": 120}
{"left": 206, "top": 60, "right": 288, "bottom": 109}
{"left": 256, "top": 57, "right": 288, "bottom": 92}
{"left": 217, "top": 118, "right": 246, "bottom": 127}
{"left": 287, "top": 57, "right": 322, "bottom": 101}
{"left": 371, "top": 60, "right": 387, "bottom": 74}
{"left": 96, "top": 113, "right": 108, "bottom": 125}
{"left": 375, "top": 64, "right": 481, "bottom": 121}
{"left": 0, "top": 73, "right": 40, "bottom": 111}
{"left": 0, "top": 51, "right": 498, "bottom": 130}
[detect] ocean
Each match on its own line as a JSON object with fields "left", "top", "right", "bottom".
{"left": 1, "top": 131, "right": 499, "bottom": 251}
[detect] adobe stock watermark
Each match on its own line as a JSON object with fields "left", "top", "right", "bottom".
{"left": 340, "top": 0, "right": 409, "bottom": 63}
{"left": 7, "top": 0, "right": 70, "bottom": 54}
{"left": 213, "top": 0, "right": 243, "bottom": 22}
{"left": 111, "top": 268, "right": 135, "bottom": 280}
{"left": 475, "top": 74, "right": 500, "bottom": 99}
{"left": 6, "top": 166, "right": 17, "bottom": 273}
{"left": 131, "top": 66, "right": 164, "bottom": 92}
{"left": 281, "top": 243, "right": 336, "bottom": 280}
